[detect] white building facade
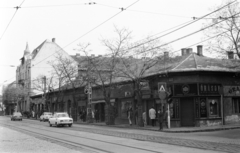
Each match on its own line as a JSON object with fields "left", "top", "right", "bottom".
{"left": 16, "top": 38, "right": 77, "bottom": 113}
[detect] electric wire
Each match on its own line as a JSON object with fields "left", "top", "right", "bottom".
{"left": 31, "top": 0, "right": 140, "bottom": 68}
{"left": 0, "top": 0, "right": 25, "bottom": 41}
{"left": 124, "top": 0, "right": 237, "bottom": 52}
{"left": 130, "top": 11, "right": 240, "bottom": 56}
{"left": 1, "top": 0, "right": 238, "bottom": 83}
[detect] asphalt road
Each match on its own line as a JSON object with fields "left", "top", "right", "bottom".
{"left": 0, "top": 116, "right": 239, "bottom": 153}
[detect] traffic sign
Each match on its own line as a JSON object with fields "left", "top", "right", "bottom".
{"left": 158, "top": 91, "right": 167, "bottom": 100}
{"left": 158, "top": 82, "right": 166, "bottom": 92}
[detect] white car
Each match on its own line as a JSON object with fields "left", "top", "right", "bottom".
{"left": 40, "top": 112, "right": 53, "bottom": 122}
{"left": 49, "top": 112, "right": 73, "bottom": 127}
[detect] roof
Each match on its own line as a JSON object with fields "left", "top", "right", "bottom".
{"left": 146, "top": 53, "right": 240, "bottom": 77}
{"left": 31, "top": 40, "right": 47, "bottom": 59}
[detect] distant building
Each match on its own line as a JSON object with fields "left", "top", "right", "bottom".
{"left": 16, "top": 38, "right": 77, "bottom": 113}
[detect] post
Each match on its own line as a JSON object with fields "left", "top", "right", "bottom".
{"left": 86, "top": 82, "right": 93, "bottom": 123}
{"left": 221, "top": 94, "right": 224, "bottom": 125}
{"left": 168, "top": 103, "right": 170, "bottom": 128}
{"left": 43, "top": 76, "right": 46, "bottom": 112}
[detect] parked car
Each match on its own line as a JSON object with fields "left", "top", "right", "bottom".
{"left": 11, "top": 112, "right": 22, "bottom": 121}
{"left": 40, "top": 112, "right": 53, "bottom": 122}
{"left": 49, "top": 112, "right": 73, "bottom": 127}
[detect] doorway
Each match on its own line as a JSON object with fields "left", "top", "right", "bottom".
{"left": 180, "top": 98, "right": 194, "bottom": 127}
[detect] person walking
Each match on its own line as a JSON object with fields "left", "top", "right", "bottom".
{"left": 164, "top": 109, "right": 169, "bottom": 128}
{"left": 142, "top": 111, "right": 146, "bottom": 126}
{"left": 158, "top": 108, "right": 164, "bottom": 130}
{"left": 127, "top": 106, "right": 133, "bottom": 126}
{"left": 134, "top": 107, "right": 138, "bottom": 125}
{"left": 95, "top": 109, "right": 99, "bottom": 122}
{"left": 149, "top": 106, "right": 156, "bottom": 127}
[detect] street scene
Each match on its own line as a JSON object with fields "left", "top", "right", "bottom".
{"left": 1, "top": 116, "right": 240, "bottom": 153}
{"left": 1, "top": 0, "right": 240, "bottom": 153}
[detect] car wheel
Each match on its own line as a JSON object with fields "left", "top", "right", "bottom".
{"left": 68, "top": 124, "right": 72, "bottom": 127}
{"left": 49, "top": 122, "right": 52, "bottom": 127}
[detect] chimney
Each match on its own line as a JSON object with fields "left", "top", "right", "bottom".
{"left": 76, "top": 53, "right": 80, "bottom": 57}
{"left": 197, "top": 45, "right": 203, "bottom": 56}
{"left": 52, "top": 38, "right": 55, "bottom": 42}
{"left": 187, "top": 48, "right": 193, "bottom": 54}
{"left": 91, "top": 54, "right": 95, "bottom": 58}
{"left": 227, "top": 51, "right": 234, "bottom": 59}
{"left": 164, "top": 52, "right": 169, "bottom": 59}
{"left": 181, "top": 48, "right": 187, "bottom": 56}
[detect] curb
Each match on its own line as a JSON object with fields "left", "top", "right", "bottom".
{"left": 6, "top": 116, "right": 240, "bottom": 133}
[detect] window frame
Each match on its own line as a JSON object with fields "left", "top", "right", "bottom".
{"left": 208, "top": 98, "right": 220, "bottom": 117}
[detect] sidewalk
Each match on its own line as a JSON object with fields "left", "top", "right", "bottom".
{"left": 74, "top": 120, "right": 240, "bottom": 133}
{"left": 17, "top": 116, "right": 240, "bottom": 133}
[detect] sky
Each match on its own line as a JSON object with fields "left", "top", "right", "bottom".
{"left": 0, "top": 0, "right": 233, "bottom": 92}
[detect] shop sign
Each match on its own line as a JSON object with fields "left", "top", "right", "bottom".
{"left": 199, "top": 84, "right": 221, "bottom": 95}
{"left": 140, "top": 81, "right": 150, "bottom": 90}
{"left": 223, "top": 86, "right": 240, "bottom": 96}
{"left": 174, "top": 84, "right": 197, "bottom": 96}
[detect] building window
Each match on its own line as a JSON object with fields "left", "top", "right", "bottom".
{"left": 208, "top": 98, "right": 219, "bottom": 116}
{"left": 232, "top": 98, "right": 240, "bottom": 113}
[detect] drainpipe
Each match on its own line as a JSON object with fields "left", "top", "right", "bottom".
{"left": 219, "top": 87, "right": 224, "bottom": 125}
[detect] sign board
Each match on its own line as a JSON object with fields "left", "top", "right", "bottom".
{"left": 158, "top": 82, "right": 166, "bottom": 92}
{"left": 158, "top": 91, "right": 167, "bottom": 100}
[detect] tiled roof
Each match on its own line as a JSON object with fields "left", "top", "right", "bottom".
{"left": 31, "top": 40, "right": 47, "bottom": 59}
{"left": 170, "top": 53, "right": 240, "bottom": 73}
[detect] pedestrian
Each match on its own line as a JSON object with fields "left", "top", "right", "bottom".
{"left": 134, "top": 106, "right": 138, "bottom": 125}
{"left": 79, "top": 110, "right": 83, "bottom": 121}
{"left": 142, "top": 111, "right": 146, "bottom": 126}
{"left": 164, "top": 109, "right": 169, "bottom": 128}
{"left": 158, "top": 108, "right": 164, "bottom": 130}
{"left": 32, "top": 110, "right": 35, "bottom": 118}
{"left": 92, "top": 110, "right": 95, "bottom": 122}
{"left": 82, "top": 110, "right": 86, "bottom": 122}
{"left": 127, "top": 106, "right": 133, "bottom": 126}
{"left": 95, "top": 109, "right": 99, "bottom": 122}
{"left": 149, "top": 106, "right": 156, "bottom": 127}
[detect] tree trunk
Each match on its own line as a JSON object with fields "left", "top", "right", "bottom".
{"left": 105, "top": 104, "right": 116, "bottom": 125}
{"left": 137, "top": 105, "right": 144, "bottom": 127}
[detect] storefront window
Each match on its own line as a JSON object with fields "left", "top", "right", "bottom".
{"left": 170, "top": 99, "right": 179, "bottom": 119}
{"left": 200, "top": 98, "right": 207, "bottom": 118}
{"left": 232, "top": 98, "right": 240, "bottom": 114}
{"left": 121, "top": 101, "right": 132, "bottom": 118}
{"left": 208, "top": 99, "right": 219, "bottom": 116}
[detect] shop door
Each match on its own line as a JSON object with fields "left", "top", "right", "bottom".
{"left": 180, "top": 98, "right": 194, "bottom": 127}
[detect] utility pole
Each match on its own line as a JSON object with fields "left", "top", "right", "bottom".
{"left": 43, "top": 76, "right": 46, "bottom": 112}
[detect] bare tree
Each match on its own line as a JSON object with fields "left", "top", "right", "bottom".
{"left": 32, "top": 75, "right": 55, "bottom": 112}
{"left": 48, "top": 52, "right": 85, "bottom": 121}
{"left": 203, "top": 0, "right": 240, "bottom": 59}
{"left": 115, "top": 34, "right": 171, "bottom": 126}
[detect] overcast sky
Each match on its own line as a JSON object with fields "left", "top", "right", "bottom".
{"left": 0, "top": 0, "right": 230, "bottom": 91}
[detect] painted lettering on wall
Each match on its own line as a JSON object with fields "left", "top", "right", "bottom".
{"left": 224, "top": 86, "right": 240, "bottom": 96}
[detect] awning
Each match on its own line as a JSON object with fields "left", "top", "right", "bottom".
{"left": 91, "top": 99, "right": 115, "bottom": 104}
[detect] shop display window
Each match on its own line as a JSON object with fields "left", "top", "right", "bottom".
{"left": 208, "top": 98, "right": 219, "bottom": 116}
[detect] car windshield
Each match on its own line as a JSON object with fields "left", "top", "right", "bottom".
{"left": 13, "top": 112, "right": 22, "bottom": 116}
{"left": 57, "top": 114, "right": 69, "bottom": 117}
{"left": 44, "top": 113, "right": 52, "bottom": 115}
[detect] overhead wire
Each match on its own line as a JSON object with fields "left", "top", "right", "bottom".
{"left": 129, "top": 11, "right": 240, "bottom": 56}
{"left": 31, "top": 0, "right": 140, "bottom": 68}
{"left": 124, "top": 0, "right": 237, "bottom": 52}
{"left": 0, "top": 0, "right": 25, "bottom": 41}
{"left": 2, "top": 0, "right": 237, "bottom": 83}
